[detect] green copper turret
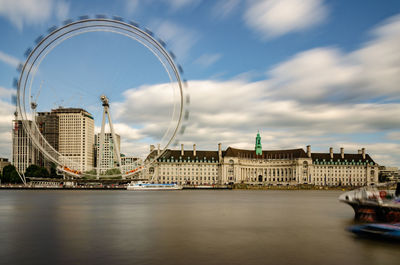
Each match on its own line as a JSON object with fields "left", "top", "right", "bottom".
{"left": 255, "top": 131, "right": 262, "bottom": 155}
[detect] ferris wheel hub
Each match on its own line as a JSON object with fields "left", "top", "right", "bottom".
{"left": 100, "top": 95, "right": 109, "bottom": 107}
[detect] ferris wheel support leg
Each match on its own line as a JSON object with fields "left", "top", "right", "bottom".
{"left": 16, "top": 170, "right": 27, "bottom": 186}
{"left": 97, "top": 108, "right": 107, "bottom": 179}
{"left": 106, "top": 109, "right": 124, "bottom": 179}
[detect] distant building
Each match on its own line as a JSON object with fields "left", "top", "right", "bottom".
{"left": 0, "top": 158, "right": 11, "bottom": 174}
{"left": 222, "top": 144, "right": 379, "bottom": 186}
{"left": 148, "top": 133, "right": 379, "bottom": 187}
{"left": 121, "top": 155, "right": 141, "bottom": 173}
{"left": 94, "top": 132, "right": 120, "bottom": 174}
{"left": 12, "top": 120, "right": 36, "bottom": 173}
{"left": 52, "top": 108, "right": 94, "bottom": 172}
{"left": 148, "top": 144, "right": 221, "bottom": 185}
{"left": 378, "top": 166, "right": 399, "bottom": 182}
{"left": 36, "top": 111, "right": 59, "bottom": 169}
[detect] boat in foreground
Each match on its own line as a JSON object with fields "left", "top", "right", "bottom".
{"left": 127, "top": 181, "right": 183, "bottom": 191}
{"left": 348, "top": 223, "right": 400, "bottom": 241}
{"left": 339, "top": 182, "right": 400, "bottom": 222}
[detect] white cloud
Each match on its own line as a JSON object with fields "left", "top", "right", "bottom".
{"left": 386, "top": 132, "right": 400, "bottom": 141}
{"left": 151, "top": 20, "right": 199, "bottom": 60}
{"left": 266, "top": 15, "right": 400, "bottom": 104}
{"left": 212, "top": 0, "right": 241, "bottom": 18}
{"left": 0, "top": 0, "right": 70, "bottom": 30}
{"left": 111, "top": 14, "right": 400, "bottom": 166}
{"left": 244, "top": 0, "right": 328, "bottom": 39}
{"left": 165, "top": 0, "right": 201, "bottom": 11}
{"left": 0, "top": 86, "right": 16, "bottom": 99}
{"left": 152, "top": 20, "right": 199, "bottom": 59}
{"left": 0, "top": 98, "right": 15, "bottom": 159}
{"left": 124, "top": 0, "right": 139, "bottom": 15}
{"left": 194, "top": 53, "right": 222, "bottom": 67}
{"left": 0, "top": 50, "right": 20, "bottom": 68}
{"left": 55, "top": 0, "right": 69, "bottom": 21}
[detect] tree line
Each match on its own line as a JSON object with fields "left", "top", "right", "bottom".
{"left": 0, "top": 163, "right": 62, "bottom": 184}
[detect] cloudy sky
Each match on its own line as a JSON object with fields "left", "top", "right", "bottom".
{"left": 1, "top": 0, "right": 400, "bottom": 166}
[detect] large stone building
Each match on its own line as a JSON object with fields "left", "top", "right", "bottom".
{"left": 149, "top": 144, "right": 221, "bottom": 185}
{"left": 51, "top": 108, "right": 94, "bottom": 172}
{"left": 149, "top": 133, "right": 379, "bottom": 186}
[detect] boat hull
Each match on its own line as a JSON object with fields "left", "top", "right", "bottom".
{"left": 345, "top": 201, "right": 400, "bottom": 222}
{"left": 127, "top": 186, "right": 183, "bottom": 191}
{"left": 340, "top": 188, "right": 400, "bottom": 222}
{"left": 126, "top": 181, "right": 183, "bottom": 191}
{"left": 348, "top": 223, "right": 400, "bottom": 241}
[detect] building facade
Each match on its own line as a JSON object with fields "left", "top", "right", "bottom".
{"left": 12, "top": 120, "right": 36, "bottom": 173}
{"left": 52, "top": 108, "right": 94, "bottom": 172}
{"left": 149, "top": 134, "right": 379, "bottom": 187}
{"left": 222, "top": 145, "right": 379, "bottom": 186}
{"left": 35, "top": 111, "right": 59, "bottom": 169}
{"left": 121, "top": 156, "right": 141, "bottom": 172}
{"left": 0, "top": 158, "right": 11, "bottom": 174}
{"left": 149, "top": 144, "right": 221, "bottom": 185}
{"left": 94, "top": 132, "right": 120, "bottom": 174}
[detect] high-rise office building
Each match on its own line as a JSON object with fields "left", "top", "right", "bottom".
{"left": 94, "top": 132, "right": 120, "bottom": 174}
{"left": 12, "top": 120, "right": 35, "bottom": 173}
{"left": 36, "top": 112, "right": 59, "bottom": 169}
{"left": 52, "top": 108, "right": 94, "bottom": 172}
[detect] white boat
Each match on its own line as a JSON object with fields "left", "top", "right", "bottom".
{"left": 127, "top": 181, "right": 183, "bottom": 191}
{"left": 339, "top": 182, "right": 400, "bottom": 222}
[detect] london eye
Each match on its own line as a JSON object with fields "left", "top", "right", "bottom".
{"left": 15, "top": 16, "right": 189, "bottom": 181}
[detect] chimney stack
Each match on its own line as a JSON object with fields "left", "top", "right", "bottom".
{"left": 329, "top": 147, "right": 333, "bottom": 159}
{"left": 306, "top": 145, "right": 311, "bottom": 158}
{"left": 150, "top": 144, "right": 155, "bottom": 152}
{"left": 362, "top": 148, "right": 366, "bottom": 159}
{"left": 218, "top": 143, "right": 222, "bottom": 159}
{"left": 193, "top": 144, "right": 196, "bottom": 157}
{"left": 340, "top": 147, "right": 344, "bottom": 159}
{"left": 157, "top": 144, "right": 160, "bottom": 155}
{"left": 181, "top": 144, "right": 184, "bottom": 156}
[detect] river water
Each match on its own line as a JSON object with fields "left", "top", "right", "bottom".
{"left": 0, "top": 190, "right": 398, "bottom": 265}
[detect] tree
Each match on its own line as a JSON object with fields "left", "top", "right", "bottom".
{"left": 49, "top": 163, "right": 62, "bottom": 178}
{"left": 1, "top": 165, "right": 22, "bottom": 184}
{"left": 25, "top": 165, "right": 49, "bottom": 179}
{"left": 105, "top": 168, "right": 121, "bottom": 176}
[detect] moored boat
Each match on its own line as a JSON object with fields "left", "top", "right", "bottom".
{"left": 127, "top": 181, "right": 183, "bottom": 191}
{"left": 348, "top": 223, "right": 400, "bottom": 241}
{"left": 339, "top": 182, "right": 400, "bottom": 222}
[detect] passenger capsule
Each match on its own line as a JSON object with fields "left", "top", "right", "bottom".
{"left": 113, "top": 16, "right": 124, "bottom": 22}
{"left": 47, "top": 26, "right": 58, "bottom": 34}
{"left": 35, "top": 35, "right": 43, "bottom": 44}
{"left": 79, "top": 15, "right": 90, "bottom": 20}
{"left": 24, "top": 48, "right": 32, "bottom": 58}
{"left": 95, "top": 14, "right": 107, "bottom": 19}
{"left": 63, "top": 19, "right": 73, "bottom": 25}
{"left": 12, "top": 78, "right": 18, "bottom": 88}
{"left": 178, "top": 65, "right": 184, "bottom": 74}
{"left": 128, "top": 20, "right": 139, "bottom": 27}
{"left": 169, "top": 51, "right": 176, "bottom": 60}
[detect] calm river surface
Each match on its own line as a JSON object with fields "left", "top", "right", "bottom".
{"left": 0, "top": 190, "right": 399, "bottom": 265}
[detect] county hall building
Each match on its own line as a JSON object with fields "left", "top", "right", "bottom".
{"left": 149, "top": 132, "right": 379, "bottom": 187}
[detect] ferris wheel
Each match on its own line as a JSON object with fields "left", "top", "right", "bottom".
{"left": 15, "top": 16, "right": 189, "bottom": 181}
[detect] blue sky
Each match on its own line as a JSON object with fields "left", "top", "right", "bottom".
{"left": 1, "top": 0, "right": 400, "bottom": 166}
